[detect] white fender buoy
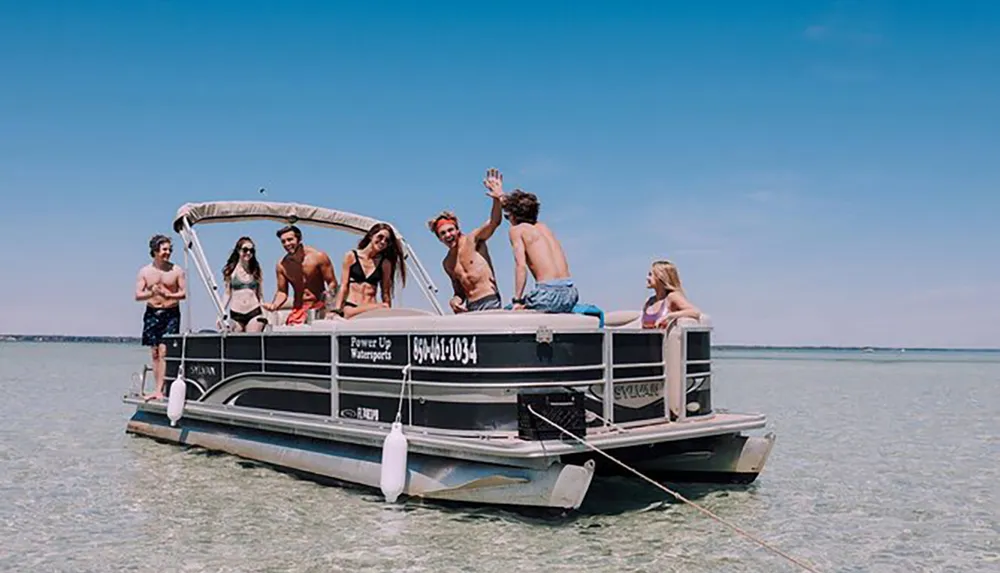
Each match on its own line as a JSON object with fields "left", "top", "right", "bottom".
{"left": 166, "top": 374, "right": 187, "bottom": 427}
{"left": 379, "top": 420, "right": 408, "bottom": 503}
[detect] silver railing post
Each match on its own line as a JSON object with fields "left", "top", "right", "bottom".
{"left": 677, "top": 324, "right": 688, "bottom": 422}
{"left": 403, "top": 242, "right": 444, "bottom": 315}
{"left": 602, "top": 330, "right": 614, "bottom": 425}
{"left": 406, "top": 334, "right": 413, "bottom": 425}
{"left": 178, "top": 219, "right": 226, "bottom": 321}
{"left": 330, "top": 333, "right": 339, "bottom": 419}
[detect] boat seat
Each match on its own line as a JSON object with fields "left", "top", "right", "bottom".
{"left": 349, "top": 307, "right": 436, "bottom": 319}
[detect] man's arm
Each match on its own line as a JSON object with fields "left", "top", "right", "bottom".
{"left": 165, "top": 268, "right": 187, "bottom": 301}
{"left": 510, "top": 227, "right": 528, "bottom": 303}
{"left": 264, "top": 263, "right": 289, "bottom": 311}
{"left": 443, "top": 259, "right": 467, "bottom": 313}
{"left": 656, "top": 292, "right": 702, "bottom": 327}
{"left": 134, "top": 270, "right": 153, "bottom": 301}
{"left": 472, "top": 168, "right": 504, "bottom": 243}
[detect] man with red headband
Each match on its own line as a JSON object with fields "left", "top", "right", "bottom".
{"left": 428, "top": 167, "right": 506, "bottom": 313}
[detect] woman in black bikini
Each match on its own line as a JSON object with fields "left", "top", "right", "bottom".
{"left": 332, "top": 223, "right": 407, "bottom": 318}
{"left": 221, "top": 236, "right": 266, "bottom": 332}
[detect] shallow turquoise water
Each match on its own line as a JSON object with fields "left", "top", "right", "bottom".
{"left": 0, "top": 342, "right": 997, "bottom": 572}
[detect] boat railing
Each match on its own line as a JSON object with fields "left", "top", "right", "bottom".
{"left": 162, "top": 319, "right": 712, "bottom": 438}
{"left": 326, "top": 322, "right": 711, "bottom": 434}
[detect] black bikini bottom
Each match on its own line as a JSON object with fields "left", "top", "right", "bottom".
{"left": 230, "top": 306, "right": 264, "bottom": 326}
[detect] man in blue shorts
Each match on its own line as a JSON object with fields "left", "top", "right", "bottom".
{"left": 134, "top": 234, "right": 186, "bottom": 400}
{"left": 503, "top": 190, "right": 579, "bottom": 313}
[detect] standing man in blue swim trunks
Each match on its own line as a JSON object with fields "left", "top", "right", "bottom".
{"left": 503, "top": 190, "right": 579, "bottom": 313}
{"left": 134, "top": 234, "right": 186, "bottom": 401}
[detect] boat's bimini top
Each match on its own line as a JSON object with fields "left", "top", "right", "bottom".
{"left": 173, "top": 201, "right": 394, "bottom": 238}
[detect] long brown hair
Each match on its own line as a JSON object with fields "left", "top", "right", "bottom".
{"left": 222, "top": 236, "right": 262, "bottom": 284}
{"left": 359, "top": 223, "right": 407, "bottom": 298}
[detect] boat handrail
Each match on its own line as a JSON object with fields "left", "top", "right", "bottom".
{"left": 165, "top": 322, "right": 712, "bottom": 431}
{"left": 337, "top": 362, "right": 606, "bottom": 374}
{"left": 335, "top": 375, "right": 608, "bottom": 389}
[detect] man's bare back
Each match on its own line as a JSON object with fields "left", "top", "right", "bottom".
{"left": 137, "top": 263, "right": 185, "bottom": 309}
{"left": 503, "top": 188, "right": 578, "bottom": 313}
{"left": 510, "top": 222, "right": 570, "bottom": 282}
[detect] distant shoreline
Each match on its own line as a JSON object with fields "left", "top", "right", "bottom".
{"left": 0, "top": 334, "right": 996, "bottom": 352}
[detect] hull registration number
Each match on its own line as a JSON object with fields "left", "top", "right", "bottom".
{"left": 411, "top": 335, "right": 478, "bottom": 365}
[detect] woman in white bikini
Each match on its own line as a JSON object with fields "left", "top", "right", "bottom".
{"left": 332, "top": 223, "right": 407, "bottom": 318}
{"left": 641, "top": 260, "right": 701, "bottom": 330}
{"left": 221, "top": 236, "right": 266, "bottom": 332}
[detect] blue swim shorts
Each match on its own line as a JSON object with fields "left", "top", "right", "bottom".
{"left": 522, "top": 278, "right": 579, "bottom": 313}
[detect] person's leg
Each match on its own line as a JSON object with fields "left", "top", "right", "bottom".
{"left": 553, "top": 283, "right": 579, "bottom": 313}
{"left": 140, "top": 306, "right": 165, "bottom": 399}
{"left": 241, "top": 307, "right": 266, "bottom": 332}
{"left": 152, "top": 343, "right": 167, "bottom": 400}
{"left": 154, "top": 307, "right": 181, "bottom": 399}
{"left": 228, "top": 310, "right": 248, "bottom": 333}
{"left": 342, "top": 301, "right": 388, "bottom": 318}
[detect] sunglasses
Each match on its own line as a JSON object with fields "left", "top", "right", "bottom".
{"left": 241, "top": 247, "right": 255, "bottom": 254}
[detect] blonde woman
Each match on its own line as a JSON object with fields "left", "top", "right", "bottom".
{"left": 641, "top": 260, "right": 701, "bottom": 329}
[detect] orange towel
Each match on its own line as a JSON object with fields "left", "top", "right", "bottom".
{"left": 286, "top": 301, "right": 325, "bottom": 325}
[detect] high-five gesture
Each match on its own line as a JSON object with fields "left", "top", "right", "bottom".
{"left": 483, "top": 167, "right": 504, "bottom": 201}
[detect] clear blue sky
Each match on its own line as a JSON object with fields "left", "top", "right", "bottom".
{"left": 1, "top": 0, "right": 997, "bottom": 348}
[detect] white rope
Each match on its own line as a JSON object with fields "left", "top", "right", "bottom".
{"left": 527, "top": 405, "right": 822, "bottom": 573}
{"left": 179, "top": 332, "right": 187, "bottom": 379}
{"left": 394, "top": 365, "right": 411, "bottom": 423}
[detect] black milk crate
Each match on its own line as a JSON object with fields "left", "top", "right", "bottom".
{"left": 516, "top": 389, "right": 587, "bottom": 441}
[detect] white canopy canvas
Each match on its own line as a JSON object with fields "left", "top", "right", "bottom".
{"left": 172, "top": 201, "right": 395, "bottom": 237}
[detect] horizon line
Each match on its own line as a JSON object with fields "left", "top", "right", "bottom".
{"left": 1, "top": 334, "right": 997, "bottom": 352}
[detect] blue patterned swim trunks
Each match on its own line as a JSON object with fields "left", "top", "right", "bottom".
{"left": 142, "top": 305, "right": 181, "bottom": 346}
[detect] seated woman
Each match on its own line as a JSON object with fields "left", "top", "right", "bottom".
{"left": 642, "top": 260, "right": 701, "bottom": 329}
{"left": 221, "top": 237, "right": 266, "bottom": 332}
{"left": 332, "top": 223, "right": 407, "bottom": 318}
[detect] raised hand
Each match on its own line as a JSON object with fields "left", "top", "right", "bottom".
{"left": 483, "top": 167, "right": 504, "bottom": 200}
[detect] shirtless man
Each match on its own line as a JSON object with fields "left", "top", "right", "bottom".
{"left": 262, "top": 225, "right": 338, "bottom": 325}
{"left": 134, "top": 234, "right": 187, "bottom": 400}
{"left": 503, "top": 190, "right": 579, "bottom": 313}
{"left": 429, "top": 168, "right": 505, "bottom": 313}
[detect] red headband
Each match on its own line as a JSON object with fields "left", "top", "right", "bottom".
{"left": 434, "top": 217, "right": 457, "bottom": 234}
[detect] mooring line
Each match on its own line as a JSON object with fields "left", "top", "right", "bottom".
{"left": 526, "top": 405, "right": 822, "bottom": 573}
{"left": 393, "top": 365, "right": 411, "bottom": 423}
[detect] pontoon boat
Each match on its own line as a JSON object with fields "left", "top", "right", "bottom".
{"left": 123, "top": 201, "right": 775, "bottom": 510}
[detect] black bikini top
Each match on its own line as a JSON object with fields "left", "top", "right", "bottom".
{"left": 349, "top": 250, "right": 382, "bottom": 286}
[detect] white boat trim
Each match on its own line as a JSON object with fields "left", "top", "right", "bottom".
{"left": 124, "top": 396, "right": 767, "bottom": 464}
